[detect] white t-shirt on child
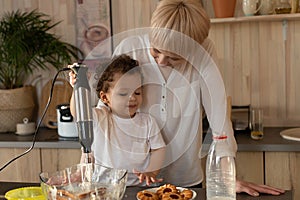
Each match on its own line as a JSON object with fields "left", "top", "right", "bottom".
{"left": 92, "top": 103, "right": 166, "bottom": 186}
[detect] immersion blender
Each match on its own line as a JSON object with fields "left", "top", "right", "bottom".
{"left": 70, "top": 63, "right": 94, "bottom": 163}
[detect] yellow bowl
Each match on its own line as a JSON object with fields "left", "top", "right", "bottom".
{"left": 5, "top": 186, "right": 46, "bottom": 200}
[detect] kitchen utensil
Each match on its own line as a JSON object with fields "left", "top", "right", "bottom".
{"left": 15, "top": 118, "right": 36, "bottom": 135}
{"left": 259, "top": 0, "right": 274, "bottom": 15}
{"left": 290, "top": 0, "right": 299, "bottom": 13}
{"left": 274, "top": 0, "right": 292, "bottom": 14}
{"left": 250, "top": 108, "right": 264, "bottom": 140}
{"left": 243, "top": 0, "right": 263, "bottom": 16}
{"left": 280, "top": 128, "right": 300, "bottom": 141}
{"left": 231, "top": 105, "right": 250, "bottom": 133}
{"left": 70, "top": 63, "right": 94, "bottom": 158}
{"left": 5, "top": 187, "right": 45, "bottom": 200}
{"left": 56, "top": 104, "right": 78, "bottom": 138}
{"left": 40, "top": 163, "right": 127, "bottom": 200}
{"left": 212, "top": 0, "right": 237, "bottom": 18}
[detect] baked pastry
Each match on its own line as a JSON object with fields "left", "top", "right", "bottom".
{"left": 180, "top": 189, "right": 193, "bottom": 199}
{"left": 137, "top": 190, "right": 159, "bottom": 200}
{"left": 162, "top": 192, "right": 184, "bottom": 200}
{"left": 157, "top": 184, "right": 178, "bottom": 198}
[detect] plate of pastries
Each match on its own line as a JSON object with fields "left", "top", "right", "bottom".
{"left": 136, "top": 183, "right": 196, "bottom": 200}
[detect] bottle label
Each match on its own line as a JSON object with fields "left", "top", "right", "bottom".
{"left": 213, "top": 135, "right": 227, "bottom": 140}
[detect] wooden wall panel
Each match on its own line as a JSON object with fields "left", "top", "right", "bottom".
{"left": 287, "top": 21, "right": 300, "bottom": 123}
{"left": 210, "top": 19, "right": 300, "bottom": 127}
{"left": 111, "top": 0, "right": 158, "bottom": 35}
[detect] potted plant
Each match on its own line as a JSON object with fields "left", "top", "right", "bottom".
{"left": 0, "top": 10, "right": 82, "bottom": 132}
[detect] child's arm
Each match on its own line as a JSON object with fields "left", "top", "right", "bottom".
{"left": 134, "top": 147, "right": 166, "bottom": 186}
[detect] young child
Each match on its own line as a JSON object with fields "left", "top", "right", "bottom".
{"left": 70, "top": 54, "right": 166, "bottom": 186}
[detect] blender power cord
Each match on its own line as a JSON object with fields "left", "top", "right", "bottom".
{"left": 0, "top": 67, "right": 71, "bottom": 172}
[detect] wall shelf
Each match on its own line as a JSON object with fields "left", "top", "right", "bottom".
{"left": 211, "top": 13, "right": 300, "bottom": 23}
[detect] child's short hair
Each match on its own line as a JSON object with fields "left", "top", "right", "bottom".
{"left": 96, "top": 54, "right": 141, "bottom": 98}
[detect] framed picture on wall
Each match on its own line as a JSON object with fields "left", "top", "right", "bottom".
{"left": 75, "top": 0, "right": 112, "bottom": 106}
{"left": 76, "top": 0, "right": 112, "bottom": 60}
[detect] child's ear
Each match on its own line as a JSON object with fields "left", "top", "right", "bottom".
{"left": 100, "top": 91, "right": 109, "bottom": 104}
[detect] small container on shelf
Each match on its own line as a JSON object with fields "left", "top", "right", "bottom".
{"left": 259, "top": 0, "right": 275, "bottom": 15}
{"left": 274, "top": 0, "right": 292, "bottom": 14}
{"left": 290, "top": 0, "right": 299, "bottom": 13}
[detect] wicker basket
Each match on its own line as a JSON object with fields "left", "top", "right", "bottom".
{"left": 0, "top": 86, "right": 35, "bottom": 132}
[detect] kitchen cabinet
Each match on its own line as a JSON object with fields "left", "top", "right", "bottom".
{"left": 236, "top": 151, "right": 300, "bottom": 193}
{"left": 0, "top": 148, "right": 41, "bottom": 183}
{"left": 237, "top": 152, "right": 300, "bottom": 199}
{"left": 265, "top": 152, "right": 300, "bottom": 199}
{"left": 235, "top": 152, "right": 264, "bottom": 184}
{"left": 0, "top": 148, "right": 81, "bottom": 183}
{"left": 40, "top": 148, "right": 81, "bottom": 175}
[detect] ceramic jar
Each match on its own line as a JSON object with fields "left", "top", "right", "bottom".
{"left": 242, "top": 0, "right": 262, "bottom": 16}
{"left": 259, "top": 0, "right": 275, "bottom": 15}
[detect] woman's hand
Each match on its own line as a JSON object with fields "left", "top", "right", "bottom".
{"left": 236, "top": 179, "right": 285, "bottom": 196}
{"left": 133, "top": 169, "right": 163, "bottom": 186}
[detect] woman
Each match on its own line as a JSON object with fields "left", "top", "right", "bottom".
{"left": 112, "top": 0, "right": 284, "bottom": 196}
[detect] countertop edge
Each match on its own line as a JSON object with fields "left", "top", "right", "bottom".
{"left": 203, "top": 127, "right": 300, "bottom": 152}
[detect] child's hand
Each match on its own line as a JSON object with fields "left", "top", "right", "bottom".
{"left": 68, "top": 70, "right": 76, "bottom": 87}
{"left": 133, "top": 169, "right": 163, "bottom": 186}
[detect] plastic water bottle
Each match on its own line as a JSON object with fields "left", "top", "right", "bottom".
{"left": 206, "top": 135, "right": 236, "bottom": 200}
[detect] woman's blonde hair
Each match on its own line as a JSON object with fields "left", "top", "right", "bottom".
{"left": 150, "top": 0, "right": 210, "bottom": 45}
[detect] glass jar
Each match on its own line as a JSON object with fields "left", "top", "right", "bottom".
{"left": 274, "top": 0, "right": 292, "bottom": 14}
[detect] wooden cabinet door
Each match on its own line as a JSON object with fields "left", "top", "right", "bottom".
{"left": 201, "top": 151, "right": 264, "bottom": 187}
{"left": 265, "top": 152, "right": 300, "bottom": 200}
{"left": 41, "top": 148, "right": 81, "bottom": 173}
{"left": 0, "top": 148, "right": 41, "bottom": 182}
{"left": 236, "top": 152, "right": 264, "bottom": 184}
